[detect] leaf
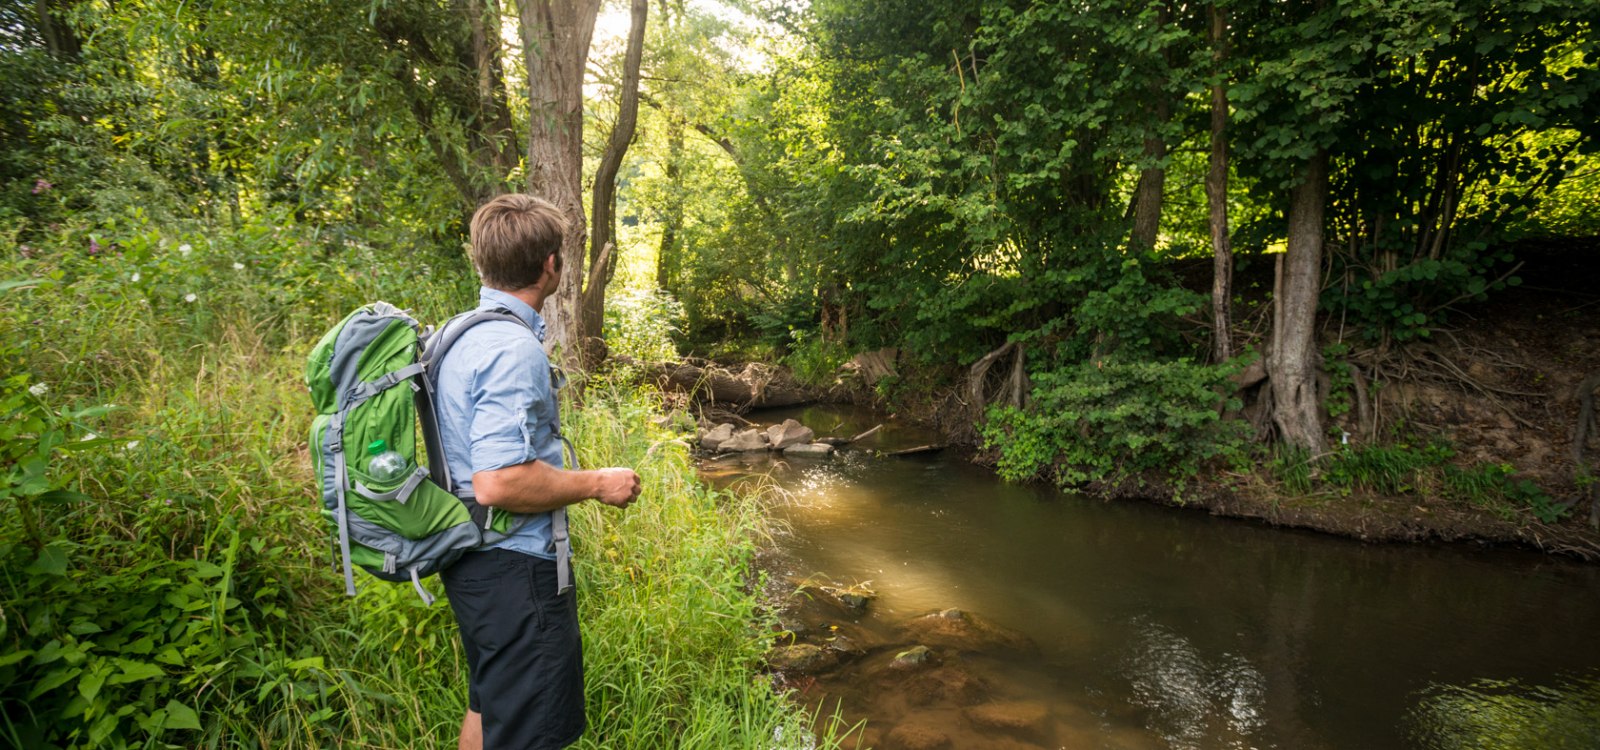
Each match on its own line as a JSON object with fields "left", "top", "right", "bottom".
{"left": 163, "top": 700, "right": 201, "bottom": 731}
{"left": 29, "top": 666, "right": 81, "bottom": 699}
{"left": 0, "top": 650, "right": 34, "bottom": 668}
{"left": 25, "top": 543, "right": 70, "bottom": 576}
{"left": 109, "top": 660, "right": 165, "bottom": 684}
{"left": 34, "top": 489, "right": 91, "bottom": 505}
{"left": 78, "top": 666, "right": 108, "bottom": 702}
{"left": 0, "top": 278, "right": 51, "bottom": 295}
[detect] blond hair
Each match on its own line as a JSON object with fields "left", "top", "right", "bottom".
{"left": 468, "top": 194, "right": 568, "bottom": 291}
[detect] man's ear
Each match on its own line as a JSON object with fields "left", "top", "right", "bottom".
{"left": 544, "top": 252, "right": 559, "bottom": 279}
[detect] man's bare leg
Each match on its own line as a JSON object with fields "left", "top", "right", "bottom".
{"left": 459, "top": 710, "right": 482, "bottom": 750}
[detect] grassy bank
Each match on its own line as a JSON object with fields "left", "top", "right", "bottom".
{"left": 0, "top": 216, "right": 840, "bottom": 748}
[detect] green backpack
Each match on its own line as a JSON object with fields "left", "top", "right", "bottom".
{"left": 305, "top": 302, "right": 529, "bottom": 604}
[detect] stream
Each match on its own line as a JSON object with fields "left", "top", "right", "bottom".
{"left": 702, "top": 404, "right": 1600, "bottom": 750}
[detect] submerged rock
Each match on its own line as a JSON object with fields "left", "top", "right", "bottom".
{"left": 783, "top": 442, "right": 835, "bottom": 458}
{"left": 901, "top": 608, "right": 1037, "bottom": 654}
{"left": 900, "top": 665, "right": 989, "bottom": 707}
{"left": 964, "top": 701, "right": 1052, "bottom": 740}
{"left": 886, "top": 722, "right": 952, "bottom": 750}
{"left": 891, "top": 645, "right": 936, "bottom": 670}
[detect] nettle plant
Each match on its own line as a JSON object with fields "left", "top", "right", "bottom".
{"left": 982, "top": 359, "right": 1247, "bottom": 494}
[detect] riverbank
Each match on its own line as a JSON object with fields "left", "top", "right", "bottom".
{"left": 677, "top": 242, "right": 1600, "bottom": 562}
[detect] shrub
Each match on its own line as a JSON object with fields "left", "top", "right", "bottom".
{"left": 980, "top": 359, "right": 1246, "bottom": 492}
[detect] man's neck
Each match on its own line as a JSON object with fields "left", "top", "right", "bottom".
{"left": 505, "top": 285, "right": 546, "bottom": 313}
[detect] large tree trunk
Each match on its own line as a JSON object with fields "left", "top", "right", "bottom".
{"left": 579, "top": 0, "right": 648, "bottom": 368}
{"left": 517, "top": 0, "right": 602, "bottom": 368}
{"left": 1269, "top": 151, "right": 1330, "bottom": 453}
{"left": 1207, "top": 2, "right": 1234, "bottom": 363}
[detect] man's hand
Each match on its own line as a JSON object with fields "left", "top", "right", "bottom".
{"left": 593, "top": 467, "right": 641, "bottom": 508}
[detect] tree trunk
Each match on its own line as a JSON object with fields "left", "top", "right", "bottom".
{"left": 1207, "top": 2, "right": 1234, "bottom": 363}
{"left": 466, "top": 0, "right": 521, "bottom": 179}
{"left": 578, "top": 0, "right": 648, "bottom": 368}
{"left": 1128, "top": 3, "right": 1171, "bottom": 251}
{"left": 657, "top": 121, "right": 684, "bottom": 294}
{"left": 1269, "top": 150, "right": 1330, "bottom": 453}
{"left": 517, "top": 0, "right": 603, "bottom": 369}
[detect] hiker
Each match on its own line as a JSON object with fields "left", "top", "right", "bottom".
{"left": 436, "top": 193, "right": 642, "bottom": 749}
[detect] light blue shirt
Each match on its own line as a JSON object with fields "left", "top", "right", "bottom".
{"left": 433, "top": 287, "right": 566, "bottom": 558}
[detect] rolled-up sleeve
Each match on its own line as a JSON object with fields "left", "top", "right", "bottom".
{"left": 467, "top": 331, "right": 545, "bottom": 473}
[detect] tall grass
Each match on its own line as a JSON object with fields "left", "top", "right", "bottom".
{"left": 1, "top": 214, "right": 840, "bottom": 748}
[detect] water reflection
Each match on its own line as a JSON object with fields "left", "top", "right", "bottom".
{"left": 720, "top": 404, "right": 1600, "bottom": 749}
{"left": 1122, "top": 617, "right": 1268, "bottom": 749}
{"left": 1406, "top": 676, "right": 1600, "bottom": 749}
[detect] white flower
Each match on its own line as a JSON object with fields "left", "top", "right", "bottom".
{"left": 185, "top": 293, "right": 197, "bottom": 303}
{"left": 125, "top": 441, "right": 140, "bottom": 451}
{"left": 131, "top": 272, "right": 141, "bottom": 282}
{"left": 179, "top": 244, "right": 193, "bottom": 256}
{"left": 81, "top": 432, "right": 98, "bottom": 442}
{"left": 28, "top": 382, "right": 49, "bottom": 396}
{"left": 232, "top": 262, "right": 245, "bottom": 271}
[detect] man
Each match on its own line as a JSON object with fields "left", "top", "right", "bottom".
{"left": 434, "top": 193, "right": 642, "bottom": 749}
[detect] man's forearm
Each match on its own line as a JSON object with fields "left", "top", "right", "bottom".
{"left": 472, "top": 460, "right": 603, "bottom": 514}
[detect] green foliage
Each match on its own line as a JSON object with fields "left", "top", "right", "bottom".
{"left": 981, "top": 359, "right": 1246, "bottom": 491}
{"left": 1325, "top": 242, "right": 1523, "bottom": 344}
{"left": 1269, "top": 437, "right": 1561, "bottom": 521}
{"left": 1444, "top": 463, "right": 1567, "bottom": 523}
{"left": 604, "top": 287, "right": 687, "bottom": 362}
{"left": 781, "top": 330, "right": 850, "bottom": 388}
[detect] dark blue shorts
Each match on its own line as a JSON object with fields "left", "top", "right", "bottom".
{"left": 442, "top": 549, "right": 585, "bottom": 749}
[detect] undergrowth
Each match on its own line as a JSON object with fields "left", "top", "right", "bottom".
{"left": 1267, "top": 438, "right": 1565, "bottom": 523}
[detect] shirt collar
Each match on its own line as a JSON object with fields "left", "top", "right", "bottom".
{"left": 478, "top": 286, "right": 547, "bottom": 342}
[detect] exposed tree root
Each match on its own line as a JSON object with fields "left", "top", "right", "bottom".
{"left": 1574, "top": 373, "right": 1600, "bottom": 528}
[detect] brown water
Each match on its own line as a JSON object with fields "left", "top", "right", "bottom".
{"left": 708, "top": 404, "right": 1600, "bottom": 750}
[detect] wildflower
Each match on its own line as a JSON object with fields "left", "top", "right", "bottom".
{"left": 179, "top": 243, "right": 193, "bottom": 257}
{"left": 81, "top": 432, "right": 98, "bottom": 442}
{"left": 32, "top": 179, "right": 51, "bottom": 194}
{"left": 131, "top": 272, "right": 141, "bottom": 282}
{"left": 125, "top": 441, "right": 141, "bottom": 451}
{"left": 185, "top": 293, "right": 197, "bottom": 303}
{"left": 232, "top": 262, "right": 245, "bottom": 271}
{"left": 18, "top": 244, "right": 33, "bottom": 259}
{"left": 28, "top": 382, "right": 49, "bottom": 396}
{"left": 88, "top": 239, "right": 101, "bottom": 255}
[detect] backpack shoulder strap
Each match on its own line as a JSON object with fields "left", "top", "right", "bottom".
{"left": 415, "top": 309, "right": 535, "bottom": 493}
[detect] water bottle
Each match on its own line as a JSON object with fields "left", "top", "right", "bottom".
{"left": 366, "top": 440, "right": 407, "bottom": 482}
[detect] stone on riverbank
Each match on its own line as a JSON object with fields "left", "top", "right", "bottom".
{"left": 766, "top": 644, "right": 838, "bottom": 674}
{"left": 698, "top": 423, "right": 734, "bottom": 450}
{"left": 766, "top": 418, "right": 816, "bottom": 450}
{"left": 783, "top": 442, "right": 835, "bottom": 458}
{"left": 723, "top": 428, "right": 769, "bottom": 452}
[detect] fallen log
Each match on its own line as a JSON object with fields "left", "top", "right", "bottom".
{"left": 651, "top": 360, "right": 820, "bottom": 408}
